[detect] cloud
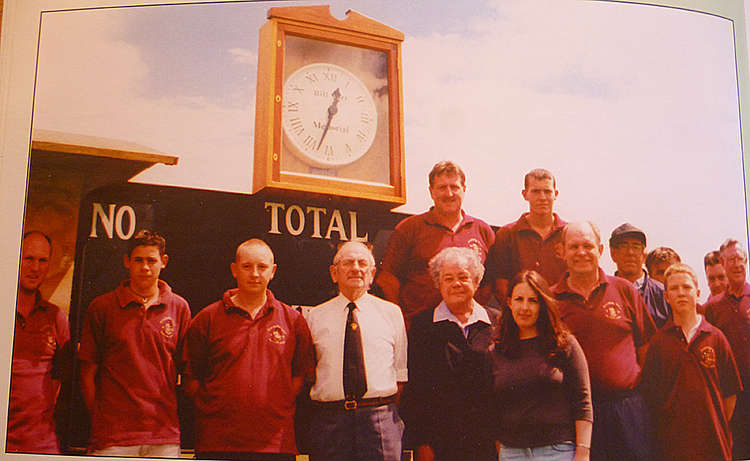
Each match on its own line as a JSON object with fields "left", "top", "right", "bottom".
{"left": 228, "top": 47, "right": 256, "bottom": 64}
{"left": 28, "top": 1, "right": 749, "bottom": 299}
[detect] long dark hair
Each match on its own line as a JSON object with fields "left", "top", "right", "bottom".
{"left": 494, "top": 270, "right": 569, "bottom": 362}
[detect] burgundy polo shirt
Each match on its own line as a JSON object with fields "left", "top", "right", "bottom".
{"left": 78, "top": 279, "right": 191, "bottom": 450}
{"left": 704, "top": 283, "right": 750, "bottom": 379}
{"left": 184, "top": 289, "right": 315, "bottom": 454}
{"left": 641, "top": 318, "right": 741, "bottom": 461}
{"left": 488, "top": 212, "right": 567, "bottom": 287}
{"left": 8, "top": 294, "right": 69, "bottom": 454}
{"left": 376, "top": 208, "right": 494, "bottom": 321}
{"left": 552, "top": 269, "right": 656, "bottom": 394}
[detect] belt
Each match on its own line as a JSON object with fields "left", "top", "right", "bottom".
{"left": 313, "top": 394, "right": 397, "bottom": 411}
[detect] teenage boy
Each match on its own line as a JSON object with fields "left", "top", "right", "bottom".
{"left": 79, "top": 230, "right": 191, "bottom": 457}
{"left": 641, "top": 263, "right": 741, "bottom": 461}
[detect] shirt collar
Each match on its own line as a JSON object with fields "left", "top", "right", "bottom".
{"left": 433, "top": 300, "right": 490, "bottom": 326}
{"left": 223, "top": 288, "right": 277, "bottom": 316}
{"left": 424, "top": 207, "right": 472, "bottom": 229}
{"left": 115, "top": 279, "right": 170, "bottom": 308}
{"left": 515, "top": 213, "right": 566, "bottom": 233}
{"left": 665, "top": 315, "right": 709, "bottom": 342}
{"left": 553, "top": 268, "right": 608, "bottom": 296}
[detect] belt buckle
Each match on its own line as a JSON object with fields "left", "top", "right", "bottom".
{"left": 344, "top": 399, "right": 358, "bottom": 410}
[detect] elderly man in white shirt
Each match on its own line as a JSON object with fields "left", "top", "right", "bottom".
{"left": 305, "top": 241, "right": 407, "bottom": 461}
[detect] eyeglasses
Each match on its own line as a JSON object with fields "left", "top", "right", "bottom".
{"left": 337, "top": 258, "right": 373, "bottom": 269}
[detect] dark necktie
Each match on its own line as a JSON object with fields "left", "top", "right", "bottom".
{"left": 343, "top": 302, "right": 367, "bottom": 400}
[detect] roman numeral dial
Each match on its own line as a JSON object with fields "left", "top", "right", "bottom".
{"left": 282, "top": 63, "right": 378, "bottom": 167}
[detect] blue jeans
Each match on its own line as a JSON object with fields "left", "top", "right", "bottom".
{"left": 308, "top": 403, "right": 403, "bottom": 461}
{"left": 500, "top": 442, "right": 575, "bottom": 461}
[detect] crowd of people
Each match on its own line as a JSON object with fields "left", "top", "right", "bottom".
{"left": 8, "top": 160, "right": 750, "bottom": 461}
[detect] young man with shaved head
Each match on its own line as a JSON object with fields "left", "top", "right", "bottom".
{"left": 704, "top": 238, "right": 750, "bottom": 460}
{"left": 8, "top": 231, "right": 70, "bottom": 454}
{"left": 551, "top": 221, "right": 656, "bottom": 461}
{"left": 185, "top": 238, "right": 315, "bottom": 460}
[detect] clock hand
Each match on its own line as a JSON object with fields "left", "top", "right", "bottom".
{"left": 317, "top": 88, "right": 342, "bottom": 150}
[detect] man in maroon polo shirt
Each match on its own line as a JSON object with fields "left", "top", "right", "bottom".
{"left": 641, "top": 263, "right": 741, "bottom": 461}
{"left": 184, "top": 239, "right": 315, "bottom": 461}
{"left": 551, "top": 221, "right": 656, "bottom": 461}
{"left": 704, "top": 250, "right": 729, "bottom": 302}
{"left": 488, "top": 168, "right": 567, "bottom": 303}
{"left": 375, "top": 161, "right": 494, "bottom": 324}
{"left": 79, "top": 230, "right": 191, "bottom": 457}
{"left": 704, "top": 238, "right": 750, "bottom": 460}
{"left": 8, "top": 231, "right": 70, "bottom": 454}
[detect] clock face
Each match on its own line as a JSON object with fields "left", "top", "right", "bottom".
{"left": 282, "top": 63, "right": 378, "bottom": 168}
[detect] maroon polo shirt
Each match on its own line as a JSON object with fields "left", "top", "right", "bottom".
{"left": 184, "top": 289, "right": 315, "bottom": 454}
{"left": 78, "top": 279, "right": 191, "bottom": 450}
{"left": 489, "top": 212, "right": 567, "bottom": 287}
{"left": 8, "top": 294, "right": 69, "bottom": 454}
{"left": 376, "top": 208, "right": 494, "bottom": 321}
{"left": 552, "top": 269, "right": 656, "bottom": 394}
{"left": 704, "top": 282, "right": 750, "bottom": 379}
{"left": 641, "top": 318, "right": 741, "bottom": 461}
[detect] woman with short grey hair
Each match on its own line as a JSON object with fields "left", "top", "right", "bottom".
{"left": 401, "top": 246, "right": 497, "bottom": 461}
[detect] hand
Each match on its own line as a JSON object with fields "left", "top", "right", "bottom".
{"left": 415, "top": 444, "right": 435, "bottom": 461}
{"left": 317, "top": 88, "right": 341, "bottom": 150}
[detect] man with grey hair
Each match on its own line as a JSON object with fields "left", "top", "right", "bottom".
{"left": 401, "top": 246, "right": 498, "bottom": 461}
{"left": 704, "top": 238, "right": 750, "bottom": 459}
{"left": 306, "top": 241, "right": 407, "bottom": 461}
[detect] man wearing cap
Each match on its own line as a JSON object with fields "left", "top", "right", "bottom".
{"left": 8, "top": 231, "right": 70, "bottom": 454}
{"left": 306, "top": 241, "right": 408, "bottom": 461}
{"left": 488, "top": 168, "right": 567, "bottom": 303}
{"left": 704, "top": 238, "right": 750, "bottom": 460}
{"left": 609, "top": 223, "right": 671, "bottom": 329}
{"left": 552, "top": 221, "right": 657, "bottom": 461}
{"left": 184, "top": 239, "right": 315, "bottom": 460}
{"left": 376, "top": 161, "right": 494, "bottom": 324}
{"left": 79, "top": 230, "right": 191, "bottom": 457}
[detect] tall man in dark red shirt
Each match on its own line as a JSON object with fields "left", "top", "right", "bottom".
{"left": 488, "top": 168, "right": 567, "bottom": 303}
{"left": 552, "top": 221, "right": 656, "bottom": 461}
{"left": 79, "top": 230, "right": 191, "bottom": 457}
{"left": 704, "top": 238, "right": 750, "bottom": 459}
{"left": 376, "top": 161, "right": 494, "bottom": 324}
{"left": 8, "top": 231, "right": 70, "bottom": 454}
{"left": 184, "top": 239, "right": 315, "bottom": 460}
{"left": 641, "top": 263, "right": 741, "bottom": 461}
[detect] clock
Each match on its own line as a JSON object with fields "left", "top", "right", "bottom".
{"left": 281, "top": 62, "right": 378, "bottom": 168}
{"left": 252, "top": 5, "right": 406, "bottom": 206}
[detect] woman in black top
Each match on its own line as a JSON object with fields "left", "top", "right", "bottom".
{"left": 488, "top": 270, "right": 593, "bottom": 461}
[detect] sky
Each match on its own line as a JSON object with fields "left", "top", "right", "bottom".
{"left": 28, "top": 0, "right": 750, "bottom": 301}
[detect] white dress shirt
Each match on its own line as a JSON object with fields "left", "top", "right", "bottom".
{"left": 305, "top": 292, "right": 408, "bottom": 402}
{"left": 433, "top": 299, "right": 491, "bottom": 337}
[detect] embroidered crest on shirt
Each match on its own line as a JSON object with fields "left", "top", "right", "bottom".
{"left": 160, "top": 317, "right": 176, "bottom": 338}
{"left": 268, "top": 325, "right": 287, "bottom": 344}
{"left": 467, "top": 238, "right": 483, "bottom": 258}
{"left": 41, "top": 325, "right": 56, "bottom": 351}
{"left": 602, "top": 301, "right": 624, "bottom": 320}
{"left": 699, "top": 346, "right": 717, "bottom": 368}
